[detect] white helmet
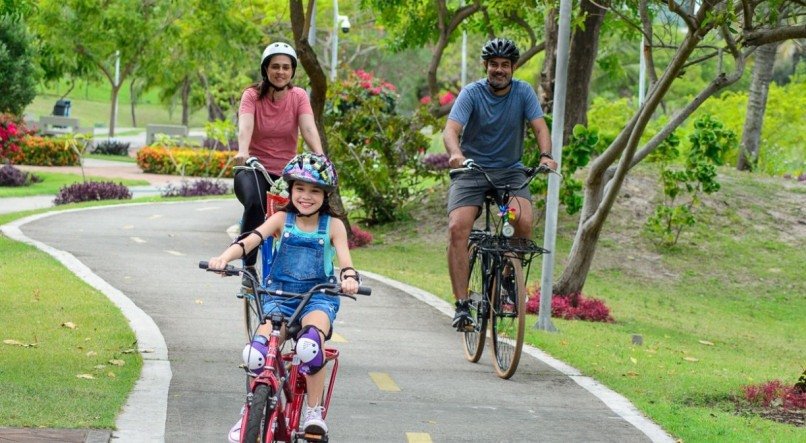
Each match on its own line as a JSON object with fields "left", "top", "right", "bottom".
{"left": 261, "top": 42, "right": 298, "bottom": 79}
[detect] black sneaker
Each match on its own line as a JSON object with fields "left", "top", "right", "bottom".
{"left": 452, "top": 299, "right": 475, "bottom": 332}
{"left": 241, "top": 266, "right": 257, "bottom": 290}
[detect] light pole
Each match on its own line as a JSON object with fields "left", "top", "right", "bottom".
{"left": 329, "top": 0, "right": 351, "bottom": 81}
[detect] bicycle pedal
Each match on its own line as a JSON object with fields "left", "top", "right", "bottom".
{"left": 303, "top": 433, "right": 328, "bottom": 442}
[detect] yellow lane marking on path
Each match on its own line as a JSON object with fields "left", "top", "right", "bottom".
{"left": 165, "top": 250, "right": 185, "bottom": 256}
{"left": 369, "top": 372, "right": 401, "bottom": 392}
{"left": 148, "top": 214, "right": 163, "bottom": 219}
{"left": 406, "top": 433, "right": 433, "bottom": 443}
{"left": 330, "top": 332, "right": 347, "bottom": 343}
{"left": 130, "top": 237, "right": 146, "bottom": 244}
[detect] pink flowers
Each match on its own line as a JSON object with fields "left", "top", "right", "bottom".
{"left": 743, "top": 380, "right": 806, "bottom": 410}
{"left": 0, "top": 114, "right": 24, "bottom": 162}
{"left": 526, "top": 288, "right": 614, "bottom": 322}
{"left": 353, "top": 70, "right": 397, "bottom": 96}
{"left": 419, "top": 91, "right": 457, "bottom": 106}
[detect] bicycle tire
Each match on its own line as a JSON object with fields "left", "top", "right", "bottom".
{"left": 463, "top": 243, "right": 487, "bottom": 362}
{"left": 490, "top": 255, "right": 526, "bottom": 379}
{"left": 244, "top": 384, "right": 274, "bottom": 443}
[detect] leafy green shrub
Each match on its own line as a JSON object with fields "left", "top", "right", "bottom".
{"left": 325, "top": 70, "right": 435, "bottom": 224}
{"left": 160, "top": 179, "right": 230, "bottom": 197}
{"left": 0, "top": 163, "right": 41, "bottom": 186}
{"left": 93, "top": 140, "right": 131, "bottom": 156}
{"left": 0, "top": 14, "right": 38, "bottom": 115}
{"left": 645, "top": 115, "right": 735, "bottom": 247}
{"left": 53, "top": 181, "right": 132, "bottom": 205}
{"left": 136, "top": 146, "right": 235, "bottom": 178}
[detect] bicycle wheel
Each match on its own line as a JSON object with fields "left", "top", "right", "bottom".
{"left": 244, "top": 384, "right": 274, "bottom": 443}
{"left": 489, "top": 255, "right": 526, "bottom": 379}
{"left": 463, "top": 243, "right": 488, "bottom": 362}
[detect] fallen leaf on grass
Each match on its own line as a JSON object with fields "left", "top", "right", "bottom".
{"left": 630, "top": 357, "right": 638, "bottom": 365}
{"left": 625, "top": 371, "right": 639, "bottom": 377}
{"left": 109, "top": 359, "right": 125, "bottom": 366}
{"left": 121, "top": 348, "right": 137, "bottom": 354}
{"left": 62, "top": 322, "right": 77, "bottom": 329}
{"left": 698, "top": 340, "right": 714, "bottom": 346}
{"left": 4, "top": 339, "right": 37, "bottom": 347}
{"left": 683, "top": 356, "right": 699, "bottom": 362}
{"left": 94, "top": 365, "right": 107, "bottom": 370}
{"left": 86, "top": 351, "right": 97, "bottom": 357}
{"left": 107, "top": 372, "right": 116, "bottom": 378}
{"left": 76, "top": 374, "right": 95, "bottom": 379}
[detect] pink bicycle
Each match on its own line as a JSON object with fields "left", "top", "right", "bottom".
{"left": 200, "top": 261, "right": 371, "bottom": 442}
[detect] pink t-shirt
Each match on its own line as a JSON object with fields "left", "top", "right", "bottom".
{"left": 239, "top": 86, "right": 313, "bottom": 174}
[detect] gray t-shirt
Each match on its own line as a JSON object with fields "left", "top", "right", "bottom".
{"left": 448, "top": 78, "right": 544, "bottom": 168}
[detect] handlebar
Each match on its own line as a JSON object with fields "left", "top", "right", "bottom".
{"left": 198, "top": 261, "right": 371, "bottom": 297}
{"left": 233, "top": 157, "right": 278, "bottom": 186}
{"left": 449, "top": 158, "right": 560, "bottom": 179}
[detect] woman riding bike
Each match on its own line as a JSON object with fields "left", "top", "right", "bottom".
{"left": 235, "top": 42, "right": 325, "bottom": 286}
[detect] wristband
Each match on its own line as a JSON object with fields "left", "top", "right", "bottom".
{"left": 539, "top": 152, "right": 553, "bottom": 160}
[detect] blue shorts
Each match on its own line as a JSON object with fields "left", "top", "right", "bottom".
{"left": 261, "top": 293, "right": 340, "bottom": 326}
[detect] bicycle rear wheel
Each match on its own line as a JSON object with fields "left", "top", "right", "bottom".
{"left": 244, "top": 384, "right": 275, "bottom": 442}
{"left": 490, "top": 255, "right": 526, "bottom": 379}
{"left": 463, "top": 243, "right": 488, "bottom": 362}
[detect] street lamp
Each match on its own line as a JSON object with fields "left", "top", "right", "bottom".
{"left": 329, "top": 0, "right": 351, "bottom": 81}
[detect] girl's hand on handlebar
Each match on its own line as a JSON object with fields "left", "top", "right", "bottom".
{"left": 340, "top": 277, "right": 359, "bottom": 295}
{"left": 207, "top": 256, "right": 230, "bottom": 275}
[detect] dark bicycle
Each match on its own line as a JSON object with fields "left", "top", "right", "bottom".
{"left": 450, "top": 159, "right": 559, "bottom": 379}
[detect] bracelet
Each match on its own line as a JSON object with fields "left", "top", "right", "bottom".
{"left": 339, "top": 267, "right": 361, "bottom": 283}
{"left": 539, "top": 152, "right": 553, "bottom": 160}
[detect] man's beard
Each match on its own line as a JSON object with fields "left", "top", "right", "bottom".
{"left": 488, "top": 73, "right": 511, "bottom": 90}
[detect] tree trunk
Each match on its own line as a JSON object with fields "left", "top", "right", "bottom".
{"left": 130, "top": 80, "right": 137, "bottom": 127}
{"left": 289, "top": 0, "right": 351, "bottom": 235}
{"left": 109, "top": 84, "right": 120, "bottom": 137}
{"left": 737, "top": 42, "right": 778, "bottom": 171}
{"left": 539, "top": 7, "right": 558, "bottom": 113}
{"left": 563, "top": 0, "right": 607, "bottom": 143}
{"left": 181, "top": 76, "right": 190, "bottom": 126}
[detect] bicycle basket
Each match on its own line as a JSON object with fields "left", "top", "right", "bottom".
{"left": 266, "top": 193, "right": 290, "bottom": 217}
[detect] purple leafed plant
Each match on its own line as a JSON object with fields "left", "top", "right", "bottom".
{"left": 160, "top": 179, "right": 230, "bottom": 197}
{"left": 348, "top": 225, "right": 373, "bottom": 249}
{"left": 0, "top": 163, "right": 42, "bottom": 187}
{"left": 54, "top": 181, "right": 132, "bottom": 205}
{"left": 526, "top": 288, "right": 614, "bottom": 322}
{"left": 422, "top": 153, "right": 450, "bottom": 171}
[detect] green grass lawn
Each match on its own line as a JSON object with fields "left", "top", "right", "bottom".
{"left": 0, "top": 171, "right": 149, "bottom": 198}
{"left": 0, "top": 235, "right": 142, "bottom": 428}
{"left": 350, "top": 167, "right": 806, "bottom": 442}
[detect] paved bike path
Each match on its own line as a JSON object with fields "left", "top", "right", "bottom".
{"left": 10, "top": 200, "right": 672, "bottom": 442}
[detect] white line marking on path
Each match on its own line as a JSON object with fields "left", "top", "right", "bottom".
{"left": 360, "top": 270, "right": 675, "bottom": 443}
{"left": 165, "top": 250, "right": 184, "bottom": 256}
{"left": 130, "top": 237, "right": 146, "bottom": 244}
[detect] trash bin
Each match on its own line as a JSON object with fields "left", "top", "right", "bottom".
{"left": 53, "top": 99, "right": 72, "bottom": 116}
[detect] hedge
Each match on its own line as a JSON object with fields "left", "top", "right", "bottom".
{"left": 136, "top": 145, "right": 235, "bottom": 178}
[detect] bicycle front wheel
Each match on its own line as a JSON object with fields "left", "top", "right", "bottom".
{"left": 244, "top": 384, "right": 275, "bottom": 443}
{"left": 490, "top": 255, "right": 526, "bottom": 379}
{"left": 463, "top": 243, "right": 488, "bottom": 362}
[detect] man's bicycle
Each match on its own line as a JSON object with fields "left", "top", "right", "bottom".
{"left": 233, "top": 157, "right": 289, "bottom": 339}
{"left": 450, "top": 160, "right": 559, "bottom": 379}
{"left": 199, "top": 261, "right": 371, "bottom": 442}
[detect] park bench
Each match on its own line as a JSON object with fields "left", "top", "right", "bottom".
{"left": 146, "top": 124, "right": 188, "bottom": 145}
{"left": 38, "top": 116, "right": 81, "bottom": 136}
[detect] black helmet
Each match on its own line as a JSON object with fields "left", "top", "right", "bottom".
{"left": 481, "top": 38, "right": 520, "bottom": 64}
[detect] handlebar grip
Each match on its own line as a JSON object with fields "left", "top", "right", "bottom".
{"left": 357, "top": 286, "right": 372, "bottom": 296}
{"left": 198, "top": 261, "right": 240, "bottom": 276}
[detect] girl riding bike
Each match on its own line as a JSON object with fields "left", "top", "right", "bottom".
{"left": 208, "top": 153, "right": 360, "bottom": 441}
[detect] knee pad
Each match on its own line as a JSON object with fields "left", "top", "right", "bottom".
{"left": 242, "top": 335, "right": 269, "bottom": 372}
{"left": 296, "top": 325, "right": 326, "bottom": 375}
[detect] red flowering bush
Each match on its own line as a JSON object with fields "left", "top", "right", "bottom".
{"left": 419, "top": 91, "right": 457, "bottom": 106}
{"left": 742, "top": 380, "right": 806, "bottom": 410}
{"left": 348, "top": 225, "right": 373, "bottom": 249}
{"left": 0, "top": 113, "right": 24, "bottom": 163}
{"left": 525, "top": 287, "right": 614, "bottom": 322}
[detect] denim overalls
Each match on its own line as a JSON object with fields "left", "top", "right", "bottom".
{"left": 263, "top": 213, "right": 339, "bottom": 323}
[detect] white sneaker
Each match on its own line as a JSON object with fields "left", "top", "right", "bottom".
{"left": 228, "top": 406, "right": 245, "bottom": 443}
{"left": 302, "top": 405, "right": 327, "bottom": 435}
